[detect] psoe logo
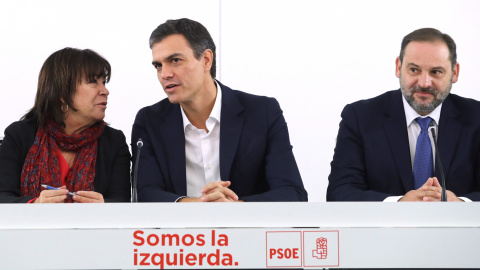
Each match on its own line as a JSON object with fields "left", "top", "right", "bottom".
{"left": 312, "top": 237, "right": 327, "bottom": 259}
{"left": 303, "top": 231, "right": 339, "bottom": 267}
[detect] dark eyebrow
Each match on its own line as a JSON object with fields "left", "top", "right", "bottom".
{"left": 431, "top": 66, "right": 447, "bottom": 71}
{"left": 406, "top": 62, "right": 447, "bottom": 71}
{"left": 166, "top": 53, "right": 184, "bottom": 60}
{"left": 152, "top": 53, "right": 185, "bottom": 66}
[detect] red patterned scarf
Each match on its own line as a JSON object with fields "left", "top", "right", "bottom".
{"left": 20, "top": 121, "right": 105, "bottom": 202}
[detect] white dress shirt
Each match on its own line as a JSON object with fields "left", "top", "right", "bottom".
{"left": 180, "top": 81, "right": 222, "bottom": 198}
{"left": 385, "top": 95, "right": 470, "bottom": 202}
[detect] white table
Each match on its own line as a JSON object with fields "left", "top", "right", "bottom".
{"left": 0, "top": 202, "right": 479, "bottom": 269}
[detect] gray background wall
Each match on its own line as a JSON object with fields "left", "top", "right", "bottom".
{"left": 1, "top": 0, "right": 479, "bottom": 201}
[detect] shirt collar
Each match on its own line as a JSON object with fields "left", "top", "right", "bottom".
{"left": 210, "top": 80, "right": 222, "bottom": 123}
{"left": 181, "top": 80, "right": 222, "bottom": 130}
{"left": 402, "top": 94, "right": 442, "bottom": 127}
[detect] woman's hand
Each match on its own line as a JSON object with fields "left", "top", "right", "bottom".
{"left": 34, "top": 185, "right": 68, "bottom": 203}
{"left": 73, "top": 191, "right": 104, "bottom": 203}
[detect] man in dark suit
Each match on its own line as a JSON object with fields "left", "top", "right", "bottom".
{"left": 132, "top": 18, "right": 307, "bottom": 202}
{"left": 328, "top": 28, "right": 480, "bottom": 202}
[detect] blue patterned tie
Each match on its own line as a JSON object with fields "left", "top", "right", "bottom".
{"left": 413, "top": 117, "right": 433, "bottom": 189}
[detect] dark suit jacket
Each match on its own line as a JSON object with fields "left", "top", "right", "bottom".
{"left": 131, "top": 82, "right": 307, "bottom": 202}
{"left": 327, "top": 89, "right": 480, "bottom": 201}
{"left": 0, "top": 119, "right": 131, "bottom": 203}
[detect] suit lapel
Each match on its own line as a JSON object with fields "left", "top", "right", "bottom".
{"left": 218, "top": 82, "right": 245, "bottom": 181}
{"left": 436, "top": 96, "right": 461, "bottom": 179}
{"left": 383, "top": 90, "right": 415, "bottom": 191}
{"left": 157, "top": 103, "right": 187, "bottom": 194}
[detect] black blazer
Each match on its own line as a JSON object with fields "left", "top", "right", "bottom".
{"left": 0, "top": 120, "right": 131, "bottom": 203}
{"left": 328, "top": 89, "right": 480, "bottom": 201}
{"left": 131, "top": 81, "right": 307, "bottom": 202}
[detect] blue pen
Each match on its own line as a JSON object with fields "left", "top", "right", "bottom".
{"left": 41, "top": 184, "right": 77, "bottom": 196}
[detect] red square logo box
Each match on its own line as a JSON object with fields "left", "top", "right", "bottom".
{"left": 266, "top": 231, "right": 302, "bottom": 268}
{"left": 303, "top": 231, "right": 339, "bottom": 267}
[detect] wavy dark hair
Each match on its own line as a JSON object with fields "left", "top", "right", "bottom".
{"left": 22, "top": 47, "right": 111, "bottom": 128}
{"left": 149, "top": 18, "right": 216, "bottom": 78}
